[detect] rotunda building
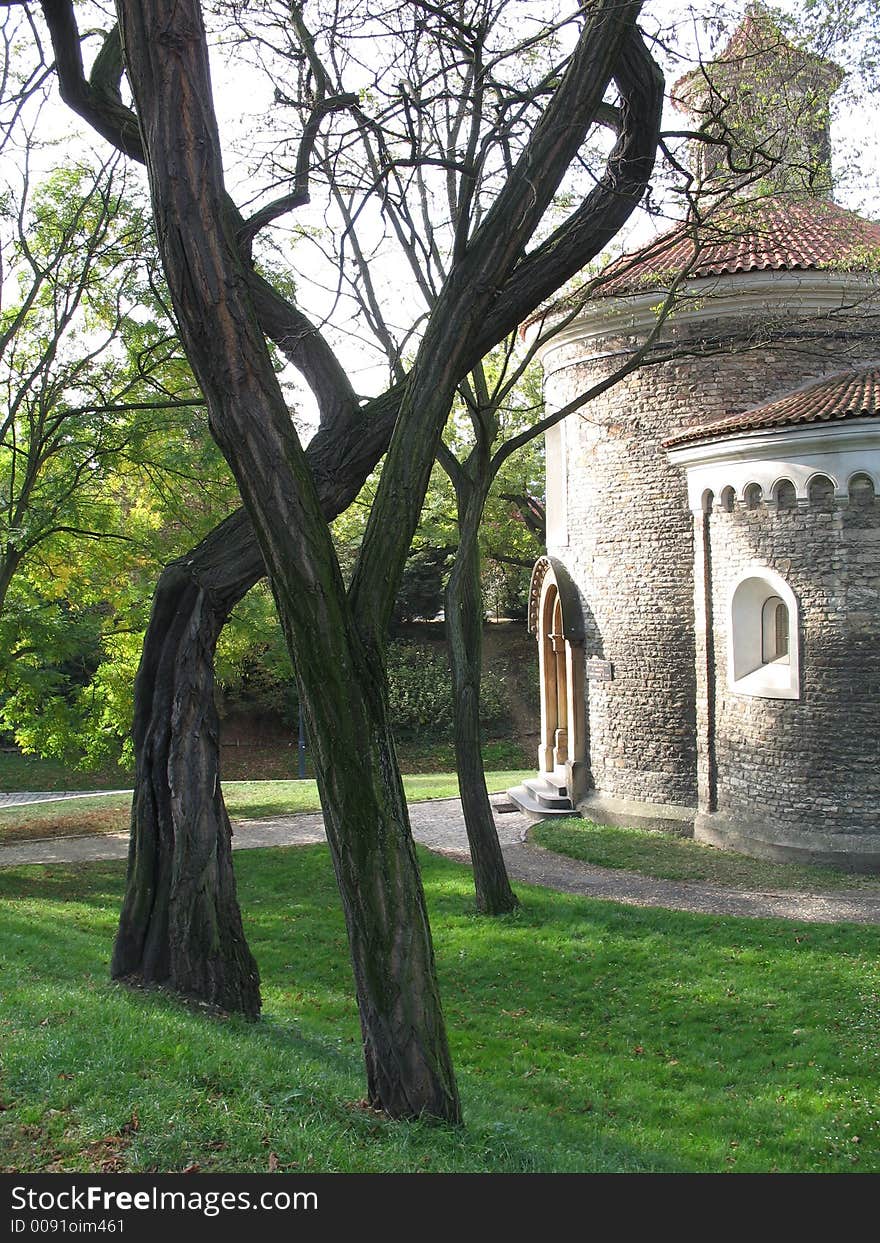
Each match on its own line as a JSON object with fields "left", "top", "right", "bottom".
{"left": 509, "top": 10, "right": 880, "bottom": 869}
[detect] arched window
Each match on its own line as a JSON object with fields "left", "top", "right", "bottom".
{"left": 848, "top": 473, "right": 876, "bottom": 505}
{"left": 729, "top": 569, "right": 799, "bottom": 699}
{"left": 761, "top": 596, "right": 789, "bottom": 664}
{"left": 744, "top": 482, "right": 763, "bottom": 510}
{"left": 808, "top": 474, "right": 835, "bottom": 506}
{"left": 720, "top": 486, "right": 736, "bottom": 513}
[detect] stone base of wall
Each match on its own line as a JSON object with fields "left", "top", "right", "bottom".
{"left": 577, "top": 791, "right": 695, "bottom": 835}
{"left": 695, "top": 812, "right": 880, "bottom": 873}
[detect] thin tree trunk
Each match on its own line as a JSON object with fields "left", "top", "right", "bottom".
{"left": 0, "top": 551, "right": 21, "bottom": 623}
{"left": 445, "top": 483, "right": 519, "bottom": 915}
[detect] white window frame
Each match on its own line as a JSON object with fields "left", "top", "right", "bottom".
{"left": 728, "top": 567, "right": 800, "bottom": 699}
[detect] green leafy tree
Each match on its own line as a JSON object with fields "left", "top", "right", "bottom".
{"left": 0, "top": 158, "right": 238, "bottom": 762}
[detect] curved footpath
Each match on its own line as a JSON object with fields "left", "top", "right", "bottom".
{"left": 2, "top": 794, "right": 880, "bottom": 926}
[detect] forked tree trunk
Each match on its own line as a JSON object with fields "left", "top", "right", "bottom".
{"left": 445, "top": 484, "right": 519, "bottom": 915}
{"left": 117, "top": 0, "right": 462, "bottom": 1120}
{"left": 102, "top": 0, "right": 657, "bottom": 1121}
{"left": 43, "top": 0, "right": 660, "bottom": 1044}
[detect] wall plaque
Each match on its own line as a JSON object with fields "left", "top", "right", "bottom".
{"left": 586, "top": 657, "right": 614, "bottom": 682}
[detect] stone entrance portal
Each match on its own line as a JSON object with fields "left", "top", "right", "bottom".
{"left": 540, "top": 588, "right": 569, "bottom": 770}
{"left": 526, "top": 556, "right": 587, "bottom": 806}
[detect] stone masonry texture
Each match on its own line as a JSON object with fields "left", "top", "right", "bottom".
{"left": 707, "top": 486, "right": 880, "bottom": 840}
{"left": 545, "top": 303, "right": 880, "bottom": 830}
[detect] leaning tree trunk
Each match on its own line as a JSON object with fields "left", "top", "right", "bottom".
{"left": 111, "top": 509, "right": 264, "bottom": 1014}
{"left": 282, "top": 606, "right": 461, "bottom": 1119}
{"left": 445, "top": 483, "right": 519, "bottom": 915}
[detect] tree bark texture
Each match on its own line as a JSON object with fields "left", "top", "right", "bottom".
{"left": 445, "top": 481, "right": 519, "bottom": 915}
{"left": 111, "top": 512, "right": 264, "bottom": 1015}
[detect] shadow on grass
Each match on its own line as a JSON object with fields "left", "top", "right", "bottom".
{"left": 2, "top": 844, "right": 879, "bottom": 1171}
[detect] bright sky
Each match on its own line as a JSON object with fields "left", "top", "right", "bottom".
{"left": 2, "top": 0, "right": 877, "bottom": 431}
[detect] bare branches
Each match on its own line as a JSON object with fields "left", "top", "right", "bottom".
{"left": 475, "top": 24, "right": 664, "bottom": 350}
{"left": 237, "top": 91, "right": 359, "bottom": 246}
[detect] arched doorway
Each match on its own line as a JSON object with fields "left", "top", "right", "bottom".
{"left": 540, "top": 584, "right": 568, "bottom": 769}
{"left": 528, "top": 557, "right": 587, "bottom": 801}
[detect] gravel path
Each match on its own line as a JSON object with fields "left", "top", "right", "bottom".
{"left": 2, "top": 794, "right": 879, "bottom": 925}
{"left": 0, "top": 790, "right": 132, "bottom": 808}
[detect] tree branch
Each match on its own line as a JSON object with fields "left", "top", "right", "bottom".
{"left": 237, "top": 92, "right": 359, "bottom": 247}
{"left": 39, "top": 3, "right": 143, "bottom": 160}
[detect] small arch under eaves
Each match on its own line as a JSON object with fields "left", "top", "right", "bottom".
{"left": 772, "top": 478, "right": 798, "bottom": 510}
{"left": 807, "top": 472, "right": 837, "bottom": 505}
{"left": 847, "top": 471, "right": 877, "bottom": 503}
{"left": 743, "top": 482, "right": 764, "bottom": 510}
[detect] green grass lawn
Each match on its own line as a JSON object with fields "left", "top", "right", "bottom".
{"left": 1, "top": 846, "right": 878, "bottom": 1172}
{"left": 0, "top": 750, "right": 135, "bottom": 792}
{"left": 0, "top": 773, "right": 532, "bottom": 845}
{"left": 0, "top": 738, "right": 532, "bottom": 792}
{"left": 534, "top": 819, "right": 880, "bottom": 895}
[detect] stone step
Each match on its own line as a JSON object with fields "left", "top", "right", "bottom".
{"left": 523, "top": 778, "right": 574, "bottom": 810}
{"left": 506, "top": 783, "right": 576, "bottom": 820}
{"left": 539, "top": 768, "right": 571, "bottom": 794}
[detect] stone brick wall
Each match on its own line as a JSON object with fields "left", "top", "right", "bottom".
{"left": 705, "top": 490, "right": 880, "bottom": 840}
{"left": 544, "top": 305, "right": 880, "bottom": 814}
{"left": 548, "top": 352, "right": 698, "bottom": 807}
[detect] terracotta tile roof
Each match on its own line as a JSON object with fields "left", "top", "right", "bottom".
{"left": 663, "top": 364, "right": 880, "bottom": 448}
{"left": 599, "top": 195, "right": 880, "bottom": 296}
